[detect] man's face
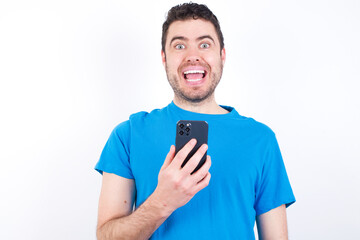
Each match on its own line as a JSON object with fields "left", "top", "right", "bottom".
{"left": 162, "top": 19, "right": 226, "bottom": 103}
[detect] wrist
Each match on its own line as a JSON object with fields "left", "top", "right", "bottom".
{"left": 146, "top": 192, "right": 174, "bottom": 218}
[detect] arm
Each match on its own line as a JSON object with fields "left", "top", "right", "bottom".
{"left": 256, "top": 204, "right": 288, "bottom": 240}
{"left": 96, "top": 172, "right": 168, "bottom": 240}
{"left": 96, "top": 140, "right": 211, "bottom": 240}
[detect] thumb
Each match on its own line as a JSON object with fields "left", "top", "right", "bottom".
{"left": 160, "top": 145, "right": 175, "bottom": 171}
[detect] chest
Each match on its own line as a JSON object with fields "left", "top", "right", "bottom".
{"left": 130, "top": 125, "right": 264, "bottom": 207}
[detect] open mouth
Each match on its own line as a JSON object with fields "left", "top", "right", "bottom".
{"left": 183, "top": 70, "right": 207, "bottom": 82}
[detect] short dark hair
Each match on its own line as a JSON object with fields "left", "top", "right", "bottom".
{"left": 162, "top": 3, "right": 224, "bottom": 53}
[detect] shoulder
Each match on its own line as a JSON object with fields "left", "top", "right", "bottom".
{"left": 247, "top": 118, "right": 276, "bottom": 138}
{"left": 111, "top": 106, "right": 168, "bottom": 134}
{"left": 229, "top": 114, "right": 277, "bottom": 145}
{"left": 223, "top": 105, "right": 275, "bottom": 137}
{"left": 109, "top": 120, "right": 131, "bottom": 142}
{"left": 128, "top": 106, "right": 169, "bottom": 125}
{"left": 227, "top": 107, "right": 276, "bottom": 138}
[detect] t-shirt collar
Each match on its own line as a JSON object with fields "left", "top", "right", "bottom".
{"left": 167, "top": 101, "right": 238, "bottom": 120}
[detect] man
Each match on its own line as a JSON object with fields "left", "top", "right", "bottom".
{"left": 95, "top": 3, "right": 295, "bottom": 240}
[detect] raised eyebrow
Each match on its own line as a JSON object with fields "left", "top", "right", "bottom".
{"left": 197, "top": 35, "right": 216, "bottom": 44}
{"left": 169, "top": 36, "right": 188, "bottom": 46}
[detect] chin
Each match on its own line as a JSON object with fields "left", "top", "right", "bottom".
{"left": 180, "top": 91, "right": 213, "bottom": 103}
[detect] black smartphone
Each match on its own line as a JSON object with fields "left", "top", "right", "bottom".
{"left": 175, "top": 120, "right": 208, "bottom": 174}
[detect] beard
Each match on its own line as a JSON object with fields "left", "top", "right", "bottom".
{"left": 165, "top": 61, "right": 223, "bottom": 104}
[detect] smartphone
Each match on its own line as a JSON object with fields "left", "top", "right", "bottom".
{"left": 175, "top": 120, "right": 208, "bottom": 174}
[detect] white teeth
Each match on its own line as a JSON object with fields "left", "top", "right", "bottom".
{"left": 184, "top": 70, "right": 205, "bottom": 74}
{"left": 187, "top": 79, "right": 202, "bottom": 82}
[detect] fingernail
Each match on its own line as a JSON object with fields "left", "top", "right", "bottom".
{"left": 190, "top": 139, "right": 197, "bottom": 145}
{"left": 203, "top": 144, "right": 208, "bottom": 150}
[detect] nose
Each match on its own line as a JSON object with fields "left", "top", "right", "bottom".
{"left": 185, "top": 47, "right": 201, "bottom": 62}
{"left": 185, "top": 55, "right": 200, "bottom": 62}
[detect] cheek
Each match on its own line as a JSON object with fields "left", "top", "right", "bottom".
{"left": 167, "top": 55, "right": 183, "bottom": 71}
{"left": 208, "top": 55, "right": 223, "bottom": 69}
{"left": 202, "top": 52, "right": 218, "bottom": 63}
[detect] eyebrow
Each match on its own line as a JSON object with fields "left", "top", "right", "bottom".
{"left": 197, "top": 35, "right": 215, "bottom": 44}
{"left": 169, "top": 36, "right": 188, "bottom": 46}
{"left": 169, "top": 35, "right": 216, "bottom": 46}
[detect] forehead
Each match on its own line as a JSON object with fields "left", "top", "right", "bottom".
{"left": 166, "top": 19, "right": 219, "bottom": 43}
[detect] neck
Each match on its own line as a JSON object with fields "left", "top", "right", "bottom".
{"left": 173, "top": 95, "right": 229, "bottom": 114}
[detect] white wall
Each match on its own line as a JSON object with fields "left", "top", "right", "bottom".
{"left": 1, "top": 0, "right": 359, "bottom": 239}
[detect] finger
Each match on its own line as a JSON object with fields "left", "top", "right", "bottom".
{"left": 181, "top": 143, "right": 208, "bottom": 174}
{"left": 172, "top": 138, "right": 197, "bottom": 169}
{"left": 160, "top": 145, "right": 175, "bottom": 171}
{"left": 192, "top": 172, "right": 211, "bottom": 195}
{"left": 191, "top": 155, "right": 211, "bottom": 183}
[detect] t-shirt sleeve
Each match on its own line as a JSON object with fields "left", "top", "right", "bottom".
{"left": 95, "top": 120, "right": 134, "bottom": 179}
{"left": 254, "top": 132, "right": 295, "bottom": 216}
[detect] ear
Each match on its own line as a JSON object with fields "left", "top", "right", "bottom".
{"left": 221, "top": 48, "right": 226, "bottom": 65}
{"left": 161, "top": 50, "right": 166, "bottom": 68}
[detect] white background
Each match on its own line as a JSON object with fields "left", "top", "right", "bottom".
{"left": 1, "top": 0, "right": 359, "bottom": 239}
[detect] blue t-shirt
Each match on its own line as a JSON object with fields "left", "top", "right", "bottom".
{"left": 95, "top": 101, "right": 295, "bottom": 239}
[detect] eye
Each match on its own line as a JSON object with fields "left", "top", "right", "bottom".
{"left": 175, "top": 44, "right": 185, "bottom": 50}
{"left": 200, "top": 43, "right": 210, "bottom": 49}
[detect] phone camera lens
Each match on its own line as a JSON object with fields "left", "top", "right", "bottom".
{"left": 185, "top": 127, "right": 190, "bottom": 132}
{"left": 179, "top": 130, "right": 184, "bottom": 135}
{"left": 179, "top": 123, "right": 184, "bottom": 128}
